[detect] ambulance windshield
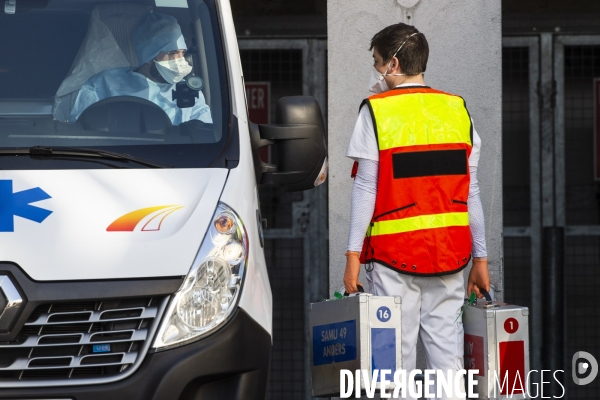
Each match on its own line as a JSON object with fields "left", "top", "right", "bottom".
{"left": 0, "top": 0, "right": 232, "bottom": 169}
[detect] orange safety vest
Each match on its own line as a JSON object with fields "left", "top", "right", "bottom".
{"left": 358, "top": 86, "right": 473, "bottom": 276}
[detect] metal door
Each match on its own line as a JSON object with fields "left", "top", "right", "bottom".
{"left": 238, "top": 38, "right": 328, "bottom": 400}
{"left": 503, "top": 34, "right": 600, "bottom": 398}
{"left": 502, "top": 35, "right": 541, "bottom": 386}
{"left": 554, "top": 35, "right": 600, "bottom": 399}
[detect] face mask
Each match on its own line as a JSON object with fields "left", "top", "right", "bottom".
{"left": 368, "top": 65, "right": 406, "bottom": 94}
{"left": 154, "top": 57, "right": 193, "bottom": 84}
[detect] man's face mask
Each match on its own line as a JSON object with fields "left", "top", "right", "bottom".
{"left": 154, "top": 56, "right": 192, "bottom": 84}
{"left": 368, "top": 65, "right": 405, "bottom": 94}
{"left": 368, "top": 32, "right": 420, "bottom": 94}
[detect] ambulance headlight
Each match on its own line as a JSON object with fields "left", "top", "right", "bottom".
{"left": 152, "top": 202, "right": 248, "bottom": 350}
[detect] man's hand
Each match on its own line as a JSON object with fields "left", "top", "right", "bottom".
{"left": 343, "top": 251, "right": 363, "bottom": 294}
{"left": 467, "top": 257, "right": 490, "bottom": 299}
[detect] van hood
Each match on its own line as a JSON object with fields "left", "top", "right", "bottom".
{"left": 0, "top": 169, "right": 228, "bottom": 281}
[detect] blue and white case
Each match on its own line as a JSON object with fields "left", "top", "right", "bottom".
{"left": 309, "top": 293, "right": 402, "bottom": 397}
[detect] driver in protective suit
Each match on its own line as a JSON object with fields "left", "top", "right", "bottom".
{"left": 70, "top": 12, "right": 211, "bottom": 125}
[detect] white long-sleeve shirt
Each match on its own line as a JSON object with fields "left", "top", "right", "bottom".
{"left": 346, "top": 84, "right": 487, "bottom": 258}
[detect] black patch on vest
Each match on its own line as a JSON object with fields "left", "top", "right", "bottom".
{"left": 392, "top": 149, "right": 468, "bottom": 179}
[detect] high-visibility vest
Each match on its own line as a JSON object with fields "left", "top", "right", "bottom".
{"left": 359, "top": 86, "right": 473, "bottom": 276}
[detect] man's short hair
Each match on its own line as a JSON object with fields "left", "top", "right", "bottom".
{"left": 370, "top": 23, "right": 429, "bottom": 76}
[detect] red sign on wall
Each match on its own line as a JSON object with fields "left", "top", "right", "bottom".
{"left": 245, "top": 82, "right": 270, "bottom": 124}
{"left": 594, "top": 79, "right": 600, "bottom": 180}
{"left": 246, "top": 82, "right": 270, "bottom": 163}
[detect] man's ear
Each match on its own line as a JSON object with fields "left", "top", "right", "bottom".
{"left": 390, "top": 56, "right": 402, "bottom": 74}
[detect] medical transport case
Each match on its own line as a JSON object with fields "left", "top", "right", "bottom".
{"left": 463, "top": 295, "right": 530, "bottom": 399}
{"left": 309, "top": 293, "right": 402, "bottom": 397}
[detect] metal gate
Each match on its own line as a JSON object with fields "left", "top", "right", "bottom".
{"left": 238, "top": 38, "right": 328, "bottom": 400}
{"left": 503, "top": 34, "right": 600, "bottom": 398}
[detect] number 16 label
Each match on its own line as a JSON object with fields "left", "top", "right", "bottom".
{"left": 377, "top": 306, "right": 391, "bottom": 322}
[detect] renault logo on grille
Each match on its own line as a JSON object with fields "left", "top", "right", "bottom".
{"left": 0, "top": 275, "right": 23, "bottom": 333}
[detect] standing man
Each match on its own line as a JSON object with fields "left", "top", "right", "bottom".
{"left": 344, "top": 23, "right": 490, "bottom": 399}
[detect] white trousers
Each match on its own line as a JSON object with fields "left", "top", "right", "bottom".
{"left": 366, "top": 263, "right": 466, "bottom": 400}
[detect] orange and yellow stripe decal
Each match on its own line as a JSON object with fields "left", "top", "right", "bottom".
{"left": 107, "top": 205, "right": 183, "bottom": 232}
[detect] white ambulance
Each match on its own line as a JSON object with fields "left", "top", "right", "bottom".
{"left": 0, "top": 0, "right": 327, "bottom": 398}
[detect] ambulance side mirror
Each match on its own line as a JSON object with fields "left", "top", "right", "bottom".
{"left": 250, "top": 96, "right": 327, "bottom": 192}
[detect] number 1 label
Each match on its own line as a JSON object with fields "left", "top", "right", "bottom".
{"left": 504, "top": 317, "right": 519, "bottom": 334}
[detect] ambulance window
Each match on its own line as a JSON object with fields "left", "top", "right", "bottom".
{"left": 0, "top": 0, "right": 233, "bottom": 170}
{"left": 0, "top": 11, "right": 88, "bottom": 98}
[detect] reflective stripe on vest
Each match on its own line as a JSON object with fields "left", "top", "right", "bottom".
{"left": 360, "top": 87, "right": 473, "bottom": 275}
{"left": 370, "top": 212, "right": 469, "bottom": 237}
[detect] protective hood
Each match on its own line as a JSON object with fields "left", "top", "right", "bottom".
{"left": 0, "top": 169, "right": 228, "bottom": 281}
{"left": 133, "top": 12, "right": 187, "bottom": 66}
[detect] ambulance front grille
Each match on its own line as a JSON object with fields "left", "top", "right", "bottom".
{"left": 0, "top": 296, "right": 166, "bottom": 386}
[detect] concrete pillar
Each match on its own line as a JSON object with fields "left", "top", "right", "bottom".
{"left": 327, "top": 0, "right": 502, "bottom": 373}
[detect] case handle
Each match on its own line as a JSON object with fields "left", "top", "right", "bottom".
{"left": 479, "top": 288, "right": 493, "bottom": 302}
{"left": 344, "top": 284, "right": 365, "bottom": 297}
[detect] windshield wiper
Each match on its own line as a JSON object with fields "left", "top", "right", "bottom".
{"left": 0, "top": 146, "right": 171, "bottom": 168}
